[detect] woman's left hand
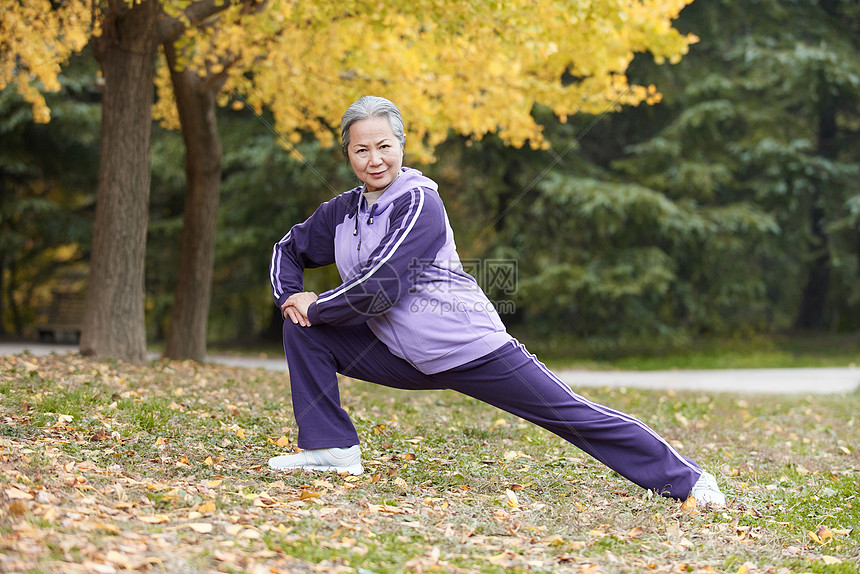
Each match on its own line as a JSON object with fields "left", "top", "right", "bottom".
{"left": 282, "top": 292, "right": 318, "bottom": 327}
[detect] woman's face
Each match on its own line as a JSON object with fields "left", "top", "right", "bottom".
{"left": 347, "top": 116, "right": 403, "bottom": 193}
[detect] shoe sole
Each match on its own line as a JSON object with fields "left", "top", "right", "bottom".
{"left": 268, "top": 462, "right": 363, "bottom": 475}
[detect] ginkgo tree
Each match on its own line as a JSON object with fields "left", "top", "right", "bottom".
{"left": 2, "top": 0, "right": 697, "bottom": 363}
{"left": 2, "top": 0, "right": 236, "bottom": 363}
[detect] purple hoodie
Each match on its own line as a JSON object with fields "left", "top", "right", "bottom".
{"left": 270, "top": 167, "right": 512, "bottom": 374}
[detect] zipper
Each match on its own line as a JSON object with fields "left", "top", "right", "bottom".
{"left": 355, "top": 201, "right": 378, "bottom": 252}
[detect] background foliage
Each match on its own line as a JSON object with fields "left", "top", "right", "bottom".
{"left": 2, "top": 0, "right": 859, "bottom": 353}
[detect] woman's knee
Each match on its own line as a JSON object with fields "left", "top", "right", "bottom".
{"left": 282, "top": 319, "right": 318, "bottom": 350}
{"left": 282, "top": 320, "right": 340, "bottom": 354}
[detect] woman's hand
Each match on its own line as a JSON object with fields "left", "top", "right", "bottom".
{"left": 282, "top": 292, "right": 318, "bottom": 327}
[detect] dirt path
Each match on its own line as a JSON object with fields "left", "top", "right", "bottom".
{"left": 3, "top": 342, "right": 857, "bottom": 395}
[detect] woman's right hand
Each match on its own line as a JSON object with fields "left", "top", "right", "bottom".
{"left": 282, "top": 292, "right": 318, "bottom": 327}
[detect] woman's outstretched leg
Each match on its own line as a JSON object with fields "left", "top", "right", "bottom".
{"left": 439, "top": 339, "right": 703, "bottom": 499}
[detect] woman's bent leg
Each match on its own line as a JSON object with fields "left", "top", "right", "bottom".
{"left": 440, "top": 340, "right": 702, "bottom": 499}
{"left": 282, "top": 320, "right": 437, "bottom": 449}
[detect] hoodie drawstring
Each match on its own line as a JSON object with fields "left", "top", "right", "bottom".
{"left": 356, "top": 202, "right": 380, "bottom": 251}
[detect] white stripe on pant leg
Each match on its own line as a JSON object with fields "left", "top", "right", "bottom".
{"left": 508, "top": 339, "right": 702, "bottom": 475}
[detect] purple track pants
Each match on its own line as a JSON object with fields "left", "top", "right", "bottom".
{"left": 282, "top": 320, "right": 703, "bottom": 499}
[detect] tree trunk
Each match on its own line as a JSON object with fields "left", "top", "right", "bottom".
{"left": 0, "top": 252, "right": 5, "bottom": 336}
{"left": 794, "top": 86, "right": 837, "bottom": 330}
{"left": 162, "top": 42, "right": 224, "bottom": 361}
{"left": 81, "top": 1, "right": 160, "bottom": 363}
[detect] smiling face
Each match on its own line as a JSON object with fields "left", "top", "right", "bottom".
{"left": 347, "top": 116, "right": 404, "bottom": 193}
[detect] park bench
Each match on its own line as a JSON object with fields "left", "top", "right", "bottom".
{"left": 37, "top": 291, "right": 85, "bottom": 344}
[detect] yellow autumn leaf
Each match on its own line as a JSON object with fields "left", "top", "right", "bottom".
{"left": 680, "top": 496, "right": 697, "bottom": 512}
{"left": 198, "top": 500, "right": 216, "bottom": 514}
{"left": 505, "top": 489, "right": 520, "bottom": 509}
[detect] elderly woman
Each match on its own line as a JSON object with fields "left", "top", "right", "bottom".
{"left": 268, "top": 95, "right": 725, "bottom": 505}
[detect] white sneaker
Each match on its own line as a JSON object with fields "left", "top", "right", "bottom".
{"left": 688, "top": 471, "right": 726, "bottom": 506}
{"left": 268, "top": 445, "right": 363, "bottom": 475}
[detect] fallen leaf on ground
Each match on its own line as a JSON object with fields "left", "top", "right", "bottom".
{"left": 5, "top": 487, "right": 33, "bottom": 500}
{"left": 627, "top": 526, "right": 645, "bottom": 538}
{"left": 808, "top": 530, "right": 825, "bottom": 544}
{"left": 186, "top": 522, "right": 213, "bottom": 533}
{"left": 816, "top": 526, "right": 833, "bottom": 542}
{"left": 8, "top": 501, "right": 28, "bottom": 515}
{"left": 199, "top": 500, "right": 216, "bottom": 514}
{"left": 138, "top": 514, "right": 170, "bottom": 524}
{"left": 680, "top": 496, "right": 697, "bottom": 512}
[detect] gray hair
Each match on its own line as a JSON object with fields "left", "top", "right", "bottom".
{"left": 340, "top": 96, "right": 406, "bottom": 157}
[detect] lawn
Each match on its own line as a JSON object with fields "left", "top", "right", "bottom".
{"left": 518, "top": 332, "right": 860, "bottom": 371}
{"left": 0, "top": 352, "right": 857, "bottom": 573}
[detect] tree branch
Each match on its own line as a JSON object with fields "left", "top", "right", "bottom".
{"left": 158, "top": 0, "right": 233, "bottom": 44}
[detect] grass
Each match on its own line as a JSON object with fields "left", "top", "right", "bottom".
{"left": 514, "top": 332, "right": 860, "bottom": 371}
{"left": 0, "top": 351, "right": 857, "bottom": 573}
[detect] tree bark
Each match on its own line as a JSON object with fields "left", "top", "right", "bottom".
{"left": 162, "top": 41, "right": 224, "bottom": 361}
{"left": 81, "top": 0, "right": 160, "bottom": 362}
{"left": 0, "top": 252, "right": 5, "bottom": 336}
